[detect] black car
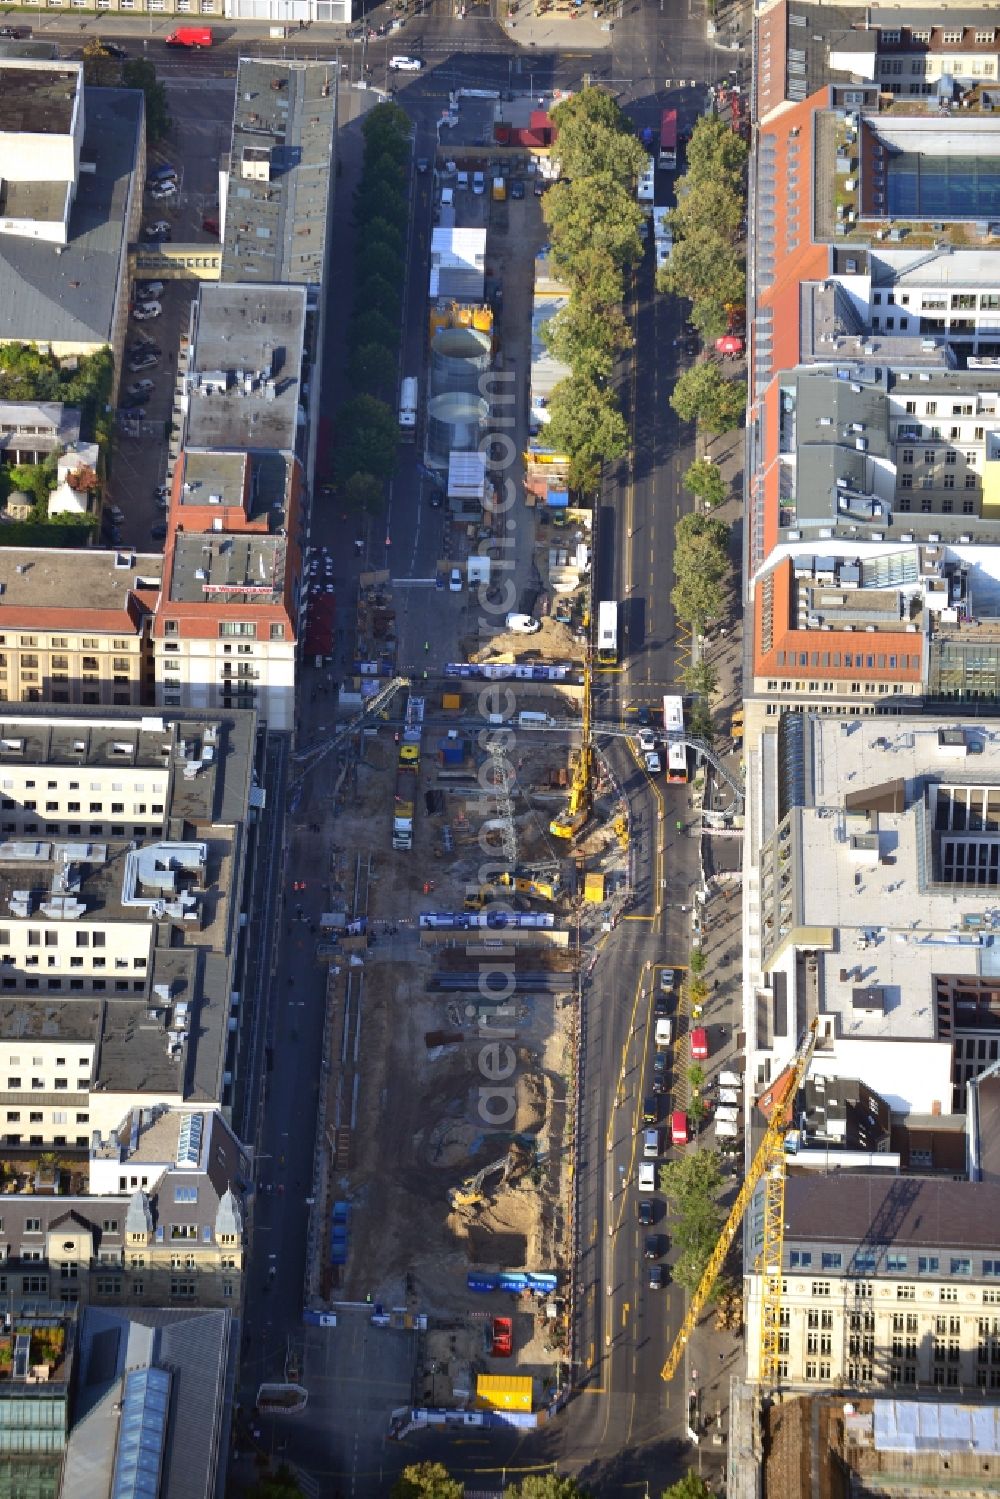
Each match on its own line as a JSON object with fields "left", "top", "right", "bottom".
{"left": 510, "top": 179, "right": 525, "bottom": 200}
{"left": 119, "top": 393, "right": 146, "bottom": 411}
{"left": 642, "top": 1094, "right": 659, "bottom": 1123}
{"left": 102, "top": 40, "right": 128, "bottom": 57}
{"left": 0, "top": 25, "right": 29, "bottom": 38}
{"left": 648, "top": 1265, "right": 665, "bottom": 1291}
{"left": 644, "top": 1234, "right": 662, "bottom": 1260}
{"left": 652, "top": 1055, "right": 667, "bottom": 1094}
{"left": 637, "top": 1199, "right": 654, "bottom": 1226}
{"left": 151, "top": 522, "right": 168, "bottom": 541}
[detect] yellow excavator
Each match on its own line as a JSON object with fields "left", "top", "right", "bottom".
{"left": 448, "top": 1143, "right": 530, "bottom": 1209}
{"left": 549, "top": 649, "right": 592, "bottom": 840}
{"left": 464, "top": 868, "right": 561, "bottom": 911}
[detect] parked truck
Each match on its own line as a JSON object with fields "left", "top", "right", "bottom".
{"left": 165, "top": 25, "right": 213, "bottom": 46}
{"left": 398, "top": 375, "right": 417, "bottom": 439}
{"left": 392, "top": 695, "right": 425, "bottom": 850}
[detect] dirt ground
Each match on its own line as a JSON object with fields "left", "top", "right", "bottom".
{"left": 467, "top": 616, "right": 584, "bottom": 666}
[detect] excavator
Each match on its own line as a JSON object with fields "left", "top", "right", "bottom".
{"left": 463, "top": 867, "right": 562, "bottom": 910}
{"left": 447, "top": 1142, "right": 531, "bottom": 1210}
{"left": 549, "top": 648, "right": 592, "bottom": 840}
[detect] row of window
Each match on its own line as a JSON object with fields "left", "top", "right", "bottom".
{"left": 773, "top": 652, "right": 919, "bottom": 671}
{"left": 879, "top": 58, "right": 997, "bottom": 76}
{"left": 0, "top": 980, "right": 144, "bottom": 997}
{"left": 791, "top": 1252, "right": 993, "bottom": 1276}
{"left": 0, "top": 691, "right": 133, "bottom": 706}
{"left": 5, "top": 1111, "right": 89, "bottom": 1123}
{"left": 1, "top": 823, "right": 162, "bottom": 838}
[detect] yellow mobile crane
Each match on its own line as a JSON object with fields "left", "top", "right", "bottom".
{"left": 660, "top": 1019, "right": 818, "bottom": 1384}
{"left": 549, "top": 648, "right": 593, "bottom": 840}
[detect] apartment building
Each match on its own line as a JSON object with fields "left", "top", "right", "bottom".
{"left": 745, "top": 1172, "right": 1000, "bottom": 1391}
{"left": 0, "top": 705, "right": 257, "bottom": 1149}
{"left": 0, "top": 549, "right": 161, "bottom": 709}
{"left": 0, "top": 403, "right": 80, "bottom": 466}
{"left": 0, "top": 61, "right": 143, "bottom": 362}
{"left": 153, "top": 284, "right": 306, "bottom": 733}
{"left": 743, "top": 710, "right": 1000, "bottom": 1108}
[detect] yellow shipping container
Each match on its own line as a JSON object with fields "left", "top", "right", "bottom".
{"left": 442, "top": 693, "right": 462, "bottom": 712}
{"left": 475, "top": 1373, "right": 533, "bottom": 1412}
{"left": 584, "top": 873, "right": 605, "bottom": 904}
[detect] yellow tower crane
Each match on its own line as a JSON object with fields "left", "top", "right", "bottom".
{"left": 549, "top": 646, "right": 593, "bottom": 840}
{"left": 660, "top": 1019, "right": 819, "bottom": 1384}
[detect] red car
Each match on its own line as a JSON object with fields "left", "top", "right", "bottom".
{"left": 202, "top": 217, "right": 220, "bottom": 237}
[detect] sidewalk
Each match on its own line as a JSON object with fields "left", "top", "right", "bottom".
{"left": 498, "top": 3, "right": 615, "bottom": 51}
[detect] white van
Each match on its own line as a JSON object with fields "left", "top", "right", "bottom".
{"left": 517, "top": 711, "right": 552, "bottom": 729}
{"left": 638, "top": 1161, "right": 656, "bottom": 1192}
{"left": 440, "top": 187, "right": 454, "bottom": 207}
{"left": 655, "top": 1018, "right": 673, "bottom": 1049}
{"left": 642, "top": 1127, "right": 661, "bottom": 1159}
{"left": 505, "top": 613, "right": 541, "bottom": 634}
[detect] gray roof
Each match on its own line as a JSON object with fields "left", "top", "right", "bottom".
{"left": 222, "top": 57, "right": 336, "bottom": 289}
{"left": 65, "top": 1306, "right": 235, "bottom": 1499}
{"left": 0, "top": 87, "right": 142, "bottom": 348}
{"left": 793, "top": 371, "right": 892, "bottom": 525}
{"left": 0, "top": 402, "right": 81, "bottom": 456}
{"left": 784, "top": 1173, "right": 1000, "bottom": 1252}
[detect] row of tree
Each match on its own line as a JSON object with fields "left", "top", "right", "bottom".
{"left": 387, "top": 1463, "right": 717, "bottom": 1499}
{"left": 82, "top": 43, "right": 171, "bottom": 141}
{"left": 331, "top": 103, "right": 415, "bottom": 514}
{"left": 659, "top": 1145, "right": 726, "bottom": 1297}
{"left": 538, "top": 90, "right": 647, "bottom": 492}
{"left": 670, "top": 511, "right": 731, "bottom": 637}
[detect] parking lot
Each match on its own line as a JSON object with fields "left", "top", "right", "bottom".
{"left": 107, "top": 75, "right": 234, "bottom": 553}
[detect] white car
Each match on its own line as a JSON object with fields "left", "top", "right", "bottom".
{"left": 132, "top": 301, "right": 161, "bottom": 321}
{"left": 389, "top": 54, "right": 422, "bottom": 70}
{"left": 472, "top": 170, "right": 485, "bottom": 195}
{"left": 638, "top": 1162, "right": 656, "bottom": 1192}
{"left": 637, "top": 729, "right": 658, "bottom": 753}
{"left": 643, "top": 750, "right": 662, "bottom": 775}
{"left": 449, "top": 567, "right": 463, "bottom": 592}
{"left": 505, "top": 612, "right": 541, "bottom": 634}
{"left": 149, "top": 182, "right": 177, "bottom": 200}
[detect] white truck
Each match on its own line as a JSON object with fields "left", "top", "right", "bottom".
{"left": 398, "top": 375, "right": 417, "bottom": 438}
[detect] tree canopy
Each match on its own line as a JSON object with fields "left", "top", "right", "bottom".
{"left": 122, "top": 59, "right": 171, "bottom": 142}
{"left": 391, "top": 1463, "right": 464, "bottom": 1499}
{"left": 545, "top": 376, "right": 629, "bottom": 492}
{"left": 545, "top": 175, "right": 644, "bottom": 271}
{"left": 671, "top": 511, "right": 731, "bottom": 632}
{"left": 670, "top": 362, "right": 746, "bottom": 435}
{"left": 333, "top": 395, "right": 398, "bottom": 484}
{"left": 662, "top": 1473, "right": 717, "bottom": 1499}
{"left": 550, "top": 88, "right": 647, "bottom": 185}
{"left": 682, "top": 457, "right": 727, "bottom": 509}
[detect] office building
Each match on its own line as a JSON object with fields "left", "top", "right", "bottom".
{"left": 0, "top": 705, "right": 258, "bottom": 1149}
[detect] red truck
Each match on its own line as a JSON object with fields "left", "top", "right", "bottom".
{"left": 165, "top": 26, "right": 213, "bottom": 47}
{"left": 658, "top": 108, "right": 677, "bottom": 171}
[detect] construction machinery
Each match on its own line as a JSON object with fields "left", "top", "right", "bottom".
{"left": 447, "top": 1142, "right": 530, "bottom": 1210}
{"left": 463, "top": 866, "right": 562, "bottom": 911}
{"left": 660, "top": 1019, "right": 818, "bottom": 1384}
{"left": 549, "top": 648, "right": 593, "bottom": 840}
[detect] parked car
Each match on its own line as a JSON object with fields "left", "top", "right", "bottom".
{"left": 638, "top": 1162, "right": 656, "bottom": 1192}
{"left": 510, "top": 179, "right": 525, "bottom": 199}
{"left": 149, "top": 182, "right": 177, "bottom": 201}
{"left": 637, "top": 1198, "right": 654, "bottom": 1226}
{"left": 132, "top": 302, "right": 162, "bottom": 321}
{"left": 128, "top": 352, "right": 160, "bottom": 373}
{"left": 472, "top": 170, "right": 485, "bottom": 195}
{"left": 416, "top": 158, "right": 429, "bottom": 174}
{"left": 134, "top": 281, "right": 164, "bottom": 300}
{"left": 101, "top": 39, "right": 128, "bottom": 57}
{"left": 533, "top": 181, "right": 545, "bottom": 196}
{"left": 505, "top": 613, "right": 541, "bottom": 635}
{"left": 429, "top": 488, "right": 444, "bottom": 508}
{"left": 644, "top": 1234, "right": 662, "bottom": 1260}
{"left": 148, "top": 163, "right": 177, "bottom": 182}
{"left": 449, "top": 567, "right": 463, "bottom": 592}
{"left": 648, "top": 1265, "right": 665, "bottom": 1290}
{"left": 119, "top": 393, "right": 146, "bottom": 411}
{"left": 127, "top": 379, "right": 155, "bottom": 396}
{"left": 660, "top": 967, "right": 676, "bottom": 993}
{"left": 151, "top": 522, "right": 168, "bottom": 541}
{"left": 143, "top": 222, "right": 171, "bottom": 240}
{"left": 638, "top": 729, "right": 658, "bottom": 754}
{"left": 642, "top": 1127, "right": 661, "bottom": 1159}
{"left": 643, "top": 751, "right": 662, "bottom": 775}
{"left": 652, "top": 1053, "right": 667, "bottom": 1094}
{"left": 202, "top": 217, "right": 220, "bottom": 236}
{"left": 0, "top": 25, "right": 30, "bottom": 38}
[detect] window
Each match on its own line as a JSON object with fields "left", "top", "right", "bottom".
{"left": 951, "top": 1258, "right": 972, "bottom": 1276}
{"left": 170, "top": 1279, "right": 196, "bottom": 1299}
{"left": 811, "top": 1281, "right": 831, "bottom": 1297}
{"left": 897, "top": 1284, "right": 915, "bottom": 1300}
{"left": 821, "top": 1252, "right": 842, "bottom": 1271}
{"left": 24, "top": 1219, "right": 40, "bottom": 1234}
{"left": 219, "top": 622, "right": 256, "bottom": 638}
{"left": 919, "top": 1256, "right": 940, "bottom": 1275}
{"left": 790, "top": 1250, "right": 812, "bottom": 1268}
{"left": 886, "top": 1253, "right": 908, "bottom": 1272}
{"left": 852, "top": 1252, "right": 877, "bottom": 1274}
{"left": 941, "top": 1286, "right": 959, "bottom": 1302}
{"left": 174, "top": 1186, "right": 198, "bottom": 1204}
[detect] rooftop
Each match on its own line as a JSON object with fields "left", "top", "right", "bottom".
{"left": 0, "top": 548, "right": 161, "bottom": 627}
{"left": 0, "top": 63, "right": 78, "bottom": 136}
{"left": 0, "top": 87, "right": 142, "bottom": 346}
{"left": 222, "top": 57, "right": 337, "bottom": 289}
{"left": 168, "top": 532, "right": 288, "bottom": 607}
{"left": 175, "top": 449, "right": 294, "bottom": 531}
{"left": 183, "top": 283, "right": 307, "bottom": 454}
{"left": 783, "top": 1172, "right": 1000, "bottom": 1252}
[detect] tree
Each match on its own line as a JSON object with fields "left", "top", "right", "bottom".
{"left": 672, "top": 177, "right": 744, "bottom": 246}
{"left": 659, "top": 228, "right": 744, "bottom": 309}
{"left": 355, "top": 273, "right": 402, "bottom": 322}
{"left": 681, "top": 659, "right": 719, "bottom": 698}
{"left": 248, "top": 1467, "right": 305, "bottom": 1499}
{"left": 549, "top": 88, "right": 647, "bottom": 185}
{"left": 671, "top": 511, "right": 730, "bottom": 632}
{"left": 368, "top": 150, "right": 408, "bottom": 192}
{"left": 662, "top": 1473, "right": 716, "bottom": 1499}
{"left": 561, "top": 246, "right": 625, "bottom": 308}
{"left": 670, "top": 362, "right": 745, "bottom": 435}
{"left": 122, "top": 59, "right": 171, "bottom": 142}
{"left": 682, "top": 457, "right": 727, "bottom": 510}
{"left": 659, "top": 1147, "right": 725, "bottom": 1293}
{"left": 349, "top": 308, "right": 400, "bottom": 355}
{"left": 687, "top": 698, "right": 716, "bottom": 747}
{"left": 688, "top": 295, "right": 729, "bottom": 344}
{"left": 542, "top": 299, "right": 632, "bottom": 382}
{"left": 688, "top": 1094, "right": 708, "bottom": 1128}
{"left": 355, "top": 182, "right": 407, "bottom": 230}
{"left": 342, "top": 471, "right": 385, "bottom": 515}
{"left": 506, "top": 1478, "right": 593, "bottom": 1499}
{"left": 349, "top": 342, "right": 398, "bottom": 400}
{"left": 82, "top": 38, "right": 121, "bottom": 87}
{"left": 689, "top": 947, "right": 707, "bottom": 978}
{"left": 359, "top": 241, "right": 405, "bottom": 288}
{"left": 362, "top": 101, "right": 412, "bottom": 157}
{"left": 391, "top": 1463, "right": 464, "bottom": 1499}
{"left": 687, "top": 1063, "right": 706, "bottom": 1095}
{"left": 544, "top": 376, "right": 628, "bottom": 488}
{"left": 545, "top": 175, "right": 644, "bottom": 270}
{"left": 333, "top": 395, "right": 398, "bottom": 483}
{"left": 363, "top": 215, "right": 406, "bottom": 260}
{"left": 685, "top": 115, "right": 749, "bottom": 189}
{"left": 660, "top": 1145, "right": 723, "bottom": 1208}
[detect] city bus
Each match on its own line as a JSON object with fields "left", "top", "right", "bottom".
{"left": 663, "top": 694, "right": 688, "bottom": 784}
{"left": 597, "top": 600, "right": 619, "bottom": 665}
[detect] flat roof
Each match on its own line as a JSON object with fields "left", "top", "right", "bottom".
{"left": 177, "top": 450, "right": 248, "bottom": 510}
{"left": 0, "top": 87, "right": 142, "bottom": 347}
{"left": 184, "top": 283, "right": 306, "bottom": 453}
{"left": 0, "top": 62, "right": 78, "bottom": 135}
{"left": 0, "top": 548, "right": 161, "bottom": 622}
{"left": 222, "top": 57, "right": 336, "bottom": 288}
{"left": 169, "top": 532, "right": 288, "bottom": 606}
{"left": 784, "top": 1173, "right": 1000, "bottom": 1252}
{"left": 177, "top": 448, "right": 293, "bottom": 529}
